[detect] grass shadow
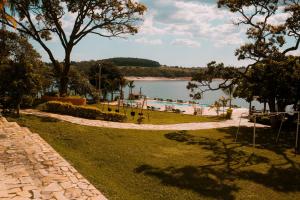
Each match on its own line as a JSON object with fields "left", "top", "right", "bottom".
{"left": 136, "top": 129, "right": 300, "bottom": 198}
{"left": 135, "top": 164, "right": 238, "bottom": 200}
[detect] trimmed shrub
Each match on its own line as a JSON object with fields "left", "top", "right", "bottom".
{"left": 226, "top": 108, "right": 233, "bottom": 119}
{"left": 43, "top": 101, "right": 126, "bottom": 122}
{"left": 41, "top": 96, "right": 87, "bottom": 106}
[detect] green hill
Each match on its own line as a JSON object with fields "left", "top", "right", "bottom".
{"left": 104, "top": 57, "right": 161, "bottom": 67}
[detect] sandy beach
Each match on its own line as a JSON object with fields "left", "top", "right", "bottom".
{"left": 125, "top": 76, "right": 192, "bottom": 81}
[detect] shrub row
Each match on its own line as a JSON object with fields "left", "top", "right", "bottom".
{"left": 41, "top": 96, "right": 87, "bottom": 106}
{"left": 44, "top": 101, "right": 126, "bottom": 122}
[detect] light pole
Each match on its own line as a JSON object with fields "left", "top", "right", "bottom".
{"left": 98, "top": 62, "right": 102, "bottom": 100}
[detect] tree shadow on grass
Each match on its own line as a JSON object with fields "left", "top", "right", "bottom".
{"left": 135, "top": 129, "right": 300, "bottom": 199}
{"left": 40, "top": 116, "right": 62, "bottom": 123}
{"left": 221, "top": 126, "right": 296, "bottom": 153}
{"left": 135, "top": 164, "right": 238, "bottom": 200}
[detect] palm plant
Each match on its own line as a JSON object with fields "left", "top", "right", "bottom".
{"left": 219, "top": 96, "right": 229, "bottom": 115}
{"left": 127, "top": 80, "right": 135, "bottom": 110}
{"left": 128, "top": 81, "right": 135, "bottom": 99}
{"left": 222, "top": 85, "right": 236, "bottom": 108}
{"left": 118, "top": 77, "right": 127, "bottom": 111}
{"left": 209, "top": 101, "right": 222, "bottom": 116}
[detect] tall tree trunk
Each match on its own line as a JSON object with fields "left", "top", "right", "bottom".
{"left": 16, "top": 103, "right": 20, "bottom": 117}
{"left": 277, "top": 100, "right": 287, "bottom": 112}
{"left": 59, "top": 49, "right": 72, "bottom": 97}
{"left": 59, "top": 76, "right": 69, "bottom": 97}
{"left": 263, "top": 102, "right": 267, "bottom": 113}
{"left": 249, "top": 101, "right": 252, "bottom": 115}
{"left": 268, "top": 98, "right": 276, "bottom": 112}
{"left": 16, "top": 96, "right": 22, "bottom": 117}
{"left": 111, "top": 91, "right": 114, "bottom": 102}
{"left": 118, "top": 86, "right": 123, "bottom": 111}
{"left": 229, "top": 90, "right": 232, "bottom": 108}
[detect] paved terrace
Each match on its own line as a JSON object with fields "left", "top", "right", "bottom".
{"left": 0, "top": 117, "right": 106, "bottom": 200}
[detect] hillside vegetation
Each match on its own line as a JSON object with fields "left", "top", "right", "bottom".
{"left": 104, "top": 57, "right": 161, "bottom": 67}
{"left": 69, "top": 58, "right": 200, "bottom": 78}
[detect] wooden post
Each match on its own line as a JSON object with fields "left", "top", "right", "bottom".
{"left": 296, "top": 112, "right": 300, "bottom": 152}
{"left": 276, "top": 113, "right": 285, "bottom": 143}
{"left": 253, "top": 115, "right": 256, "bottom": 148}
{"left": 235, "top": 113, "right": 243, "bottom": 142}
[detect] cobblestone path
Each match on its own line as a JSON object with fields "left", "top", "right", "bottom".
{"left": 0, "top": 117, "right": 107, "bottom": 200}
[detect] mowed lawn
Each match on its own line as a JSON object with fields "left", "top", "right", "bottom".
{"left": 90, "top": 103, "right": 224, "bottom": 124}
{"left": 8, "top": 115, "right": 300, "bottom": 200}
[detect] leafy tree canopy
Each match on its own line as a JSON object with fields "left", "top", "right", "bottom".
{"left": 1, "top": 0, "right": 147, "bottom": 96}
{"left": 0, "top": 30, "right": 52, "bottom": 115}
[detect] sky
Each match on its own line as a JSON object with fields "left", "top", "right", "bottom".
{"left": 32, "top": 0, "right": 257, "bottom": 67}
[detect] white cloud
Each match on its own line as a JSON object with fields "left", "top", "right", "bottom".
{"left": 135, "top": 38, "right": 163, "bottom": 45}
{"left": 138, "top": 0, "right": 243, "bottom": 47}
{"left": 171, "top": 38, "right": 200, "bottom": 47}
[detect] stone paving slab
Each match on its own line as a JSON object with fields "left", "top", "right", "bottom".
{"left": 0, "top": 117, "right": 107, "bottom": 200}
{"left": 22, "top": 109, "right": 269, "bottom": 131}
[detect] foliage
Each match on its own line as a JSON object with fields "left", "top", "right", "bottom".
{"left": 217, "top": 0, "right": 300, "bottom": 111}
{"left": 44, "top": 101, "right": 126, "bottom": 122}
{"left": 122, "top": 66, "right": 199, "bottom": 78}
{"left": 89, "top": 61, "right": 123, "bottom": 101}
{"left": 0, "top": 0, "right": 16, "bottom": 27}
{"left": 41, "top": 96, "right": 87, "bottom": 106}
{"left": 226, "top": 108, "right": 233, "bottom": 119}
{"left": 68, "top": 67, "right": 97, "bottom": 99}
{"left": 1, "top": 0, "right": 147, "bottom": 96}
{"left": 189, "top": 0, "right": 300, "bottom": 113}
{"left": 209, "top": 101, "right": 222, "bottom": 116}
{"left": 0, "top": 30, "right": 52, "bottom": 115}
{"left": 105, "top": 57, "right": 160, "bottom": 67}
{"left": 234, "top": 57, "right": 300, "bottom": 112}
{"left": 71, "top": 59, "right": 201, "bottom": 78}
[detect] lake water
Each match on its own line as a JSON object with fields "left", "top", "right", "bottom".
{"left": 124, "top": 80, "right": 264, "bottom": 109}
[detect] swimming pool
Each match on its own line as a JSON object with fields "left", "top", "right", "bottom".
{"left": 145, "top": 100, "right": 209, "bottom": 110}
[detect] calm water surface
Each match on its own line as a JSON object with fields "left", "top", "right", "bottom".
{"left": 124, "top": 80, "right": 264, "bottom": 109}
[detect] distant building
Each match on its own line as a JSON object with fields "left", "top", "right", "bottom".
{"left": 129, "top": 93, "right": 143, "bottom": 100}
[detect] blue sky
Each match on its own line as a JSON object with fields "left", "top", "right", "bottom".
{"left": 32, "top": 0, "right": 251, "bottom": 67}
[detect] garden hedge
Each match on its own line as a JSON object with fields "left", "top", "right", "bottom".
{"left": 44, "top": 101, "right": 126, "bottom": 122}
{"left": 41, "top": 96, "right": 87, "bottom": 105}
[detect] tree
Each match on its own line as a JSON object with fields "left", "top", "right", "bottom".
{"left": 0, "top": 0, "right": 16, "bottom": 27}
{"left": 89, "top": 61, "right": 123, "bottom": 101}
{"left": 222, "top": 84, "right": 236, "bottom": 108}
{"left": 188, "top": 1, "right": 300, "bottom": 113}
{"left": 117, "top": 77, "right": 127, "bottom": 110}
{"left": 0, "top": 30, "right": 49, "bottom": 116}
{"left": 128, "top": 80, "right": 135, "bottom": 99}
{"left": 68, "top": 67, "right": 98, "bottom": 99}
{"left": 1, "top": 0, "right": 147, "bottom": 96}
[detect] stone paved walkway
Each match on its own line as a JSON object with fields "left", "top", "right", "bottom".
{"left": 22, "top": 109, "right": 269, "bottom": 131}
{"left": 0, "top": 117, "right": 107, "bottom": 200}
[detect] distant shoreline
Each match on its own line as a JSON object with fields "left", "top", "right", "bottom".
{"left": 125, "top": 76, "right": 192, "bottom": 81}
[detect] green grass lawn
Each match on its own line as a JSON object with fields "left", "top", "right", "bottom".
{"left": 8, "top": 115, "right": 300, "bottom": 200}
{"left": 90, "top": 103, "right": 224, "bottom": 124}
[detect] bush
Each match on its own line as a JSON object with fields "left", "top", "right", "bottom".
{"left": 41, "top": 96, "right": 87, "bottom": 105}
{"left": 43, "top": 101, "right": 126, "bottom": 122}
{"left": 226, "top": 108, "right": 233, "bottom": 119}
{"left": 44, "top": 91, "right": 59, "bottom": 97}
{"left": 21, "top": 95, "right": 34, "bottom": 108}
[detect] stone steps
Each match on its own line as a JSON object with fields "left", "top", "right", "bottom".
{"left": 0, "top": 117, "right": 107, "bottom": 200}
